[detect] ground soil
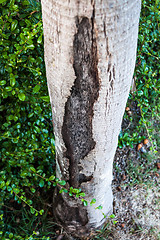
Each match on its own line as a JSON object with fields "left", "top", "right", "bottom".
{"left": 109, "top": 147, "right": 160, "bottom": 240}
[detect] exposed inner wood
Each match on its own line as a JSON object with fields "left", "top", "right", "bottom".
{"left": 53, "top": 187, "right": 89, "bottom": 233}
{"left": 62, "top": 15, "right": 100, "bottom": 188}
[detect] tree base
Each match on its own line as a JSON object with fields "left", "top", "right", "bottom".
{"left": 53, "top": 187, "right": 112, "bottom": 238}
{"left": 53, "top": 187, "right": 91, "bottom": 237}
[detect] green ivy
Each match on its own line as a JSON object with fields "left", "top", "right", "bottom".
{"left": 118, "top": 0, "right": 160, "bottom": 151}
{"left": 0, "top": 0, "right": 55, "bottom": 238}
{"left": 135, "top": 0, "right": 159, "bottom": 151}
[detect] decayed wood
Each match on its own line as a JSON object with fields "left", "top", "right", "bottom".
{"left": 41, "top": 0, "right": 141, "bottom": 236}
{"left": 62, "top": 16, "right": 100, "bottom": 188}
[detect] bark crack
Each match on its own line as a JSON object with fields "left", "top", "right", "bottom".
{"left": 103, "top": 19, "right": 115, "bottom": 115}
{"left": 62, "top": 11, "right": 99, "bottom": 188}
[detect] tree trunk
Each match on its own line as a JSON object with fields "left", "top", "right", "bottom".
{"left": 41, "top": 0, "right": 141, "bottom": 236}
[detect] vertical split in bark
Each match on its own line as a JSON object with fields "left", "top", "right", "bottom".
{"left": 53, "top": 7, "right": 101, "bottom": 235}
{"left": 62, "top": 14, "right": 100, "bottom": 188}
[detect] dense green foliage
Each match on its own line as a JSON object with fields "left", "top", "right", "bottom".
{"left": 118, "top": 0, "right": 160, "bottom": 150}
{"left": 0, "top": 0, "right": 55, "bottom": 239}
{"left": 135, "top": 0, "right": 159, "bottom": 149}
{"left": 0, "top": 0, "right": 159, "bottom": 239}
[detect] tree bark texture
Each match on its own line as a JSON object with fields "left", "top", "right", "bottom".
{"left": 41, "top": 0, "right": 141, "bottom": 236}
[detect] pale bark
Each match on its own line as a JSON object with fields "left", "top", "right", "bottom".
{"left": 41, "top": 0, "right": 141, "bottom": 236}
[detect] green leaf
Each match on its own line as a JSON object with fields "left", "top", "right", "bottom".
{"left": 5, "top": 86, "right": 12, "bottom": 92}
{"left": 27, "top": 44, "right": 35, "bottom": 50}
{"left": 14, "top": 116, "right": 18, "bottom": 121}
{"left": 0, "top": 80, "right": 6, "bottom": 85}
{"left": 63, "top": 189, "right": 68, "bottom": 193}
{"left": 0, "top": 0, "right": 7, "bottom": 3}
{"left": 28, "top": 113, "right": 34, "bottom": 118}
{"left": 7, "top": 186, "right": 12, "bottom": 192}
{"left": 30, "top": 208, "right": 35, "bottom": 214}
{"left": 96, "top": 205, "right": 103, "bottom": 210}
{"left": 79, "top": 192, "right": 85, "bottom": 197}
{"left": 10, "top": 78, "right": 16, "bottom": 87}
{"left": 137, "top": 90, "right": 143, "bottom": 96}
{"left": 49, "top": 175, "right": 55, "bottom": 181}
{"left": 48, "top": 181, "right": 51, "bottom": 186}
{"left": 16, "top": 123, "right": 21, "bottom": 129}
{"left": 37, "top": 34, "right": 42, "bottom": 44}
{"left": 18, "top": 93, "right": 26, "bottom": 101}
{"left": 90, "top": 198, "right": 96, "bottom": 205}
{"left": 72, "top": 188, "right": 80, "bottom": 194}
{"left": 13, "top": 188, "right": 20, "bottom": 194}
{"left": 31, "top": 188, "right": 36, "bottom": 193}
{"left": 9, "top": 233, "right": 13, "bottom": 239}
{"left": 39, "top": 209, "right": 44, "bottom": 215}
{"left": 40, "top": 96, "right": 50, "bottom": 102}
{"left": 39, "top": 179, "right": 44, "bottom": 187}
{"left": 11, "top": 20, "right": 18, "bottom": 31}
{"left": 58, "top": 180, "right": 66, "bottom": 186}
{"left": 30, "top": 167, "right": 36, "bottom": 173}
{"left": 59, "top": 189, "right": 64, "bottom": 193}
{"left": 0, "top": 181, "right": 5, "bottom": 188}
{"left": 8, "top": 115, "right": 14, "bottom": 120}
{"left": 83, "top": 200, "right": 88, "bottom": 206}
{"left": 113, "top": 220, "right": 118, "bottom": 224}
{"left": 34, "top": 126, "right": 40, "bottom": 133}
{"left": 2, "top": 91, "right": 8, "bottom": 98}
{"left": 109, "top": 214, "right": 116, "bottom": 219}
{"left": 33, "top": 84, "right": 40, "bottom": 93}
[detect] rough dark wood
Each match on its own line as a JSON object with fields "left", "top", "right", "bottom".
{"left": 53, "top": 13, "right": 100, "bottom": 236}
{"left": 53, "top": 188, "right": 89, "bottom": 235}
{"left": 62, "top": 16, "right": 100, "bottom": 188}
